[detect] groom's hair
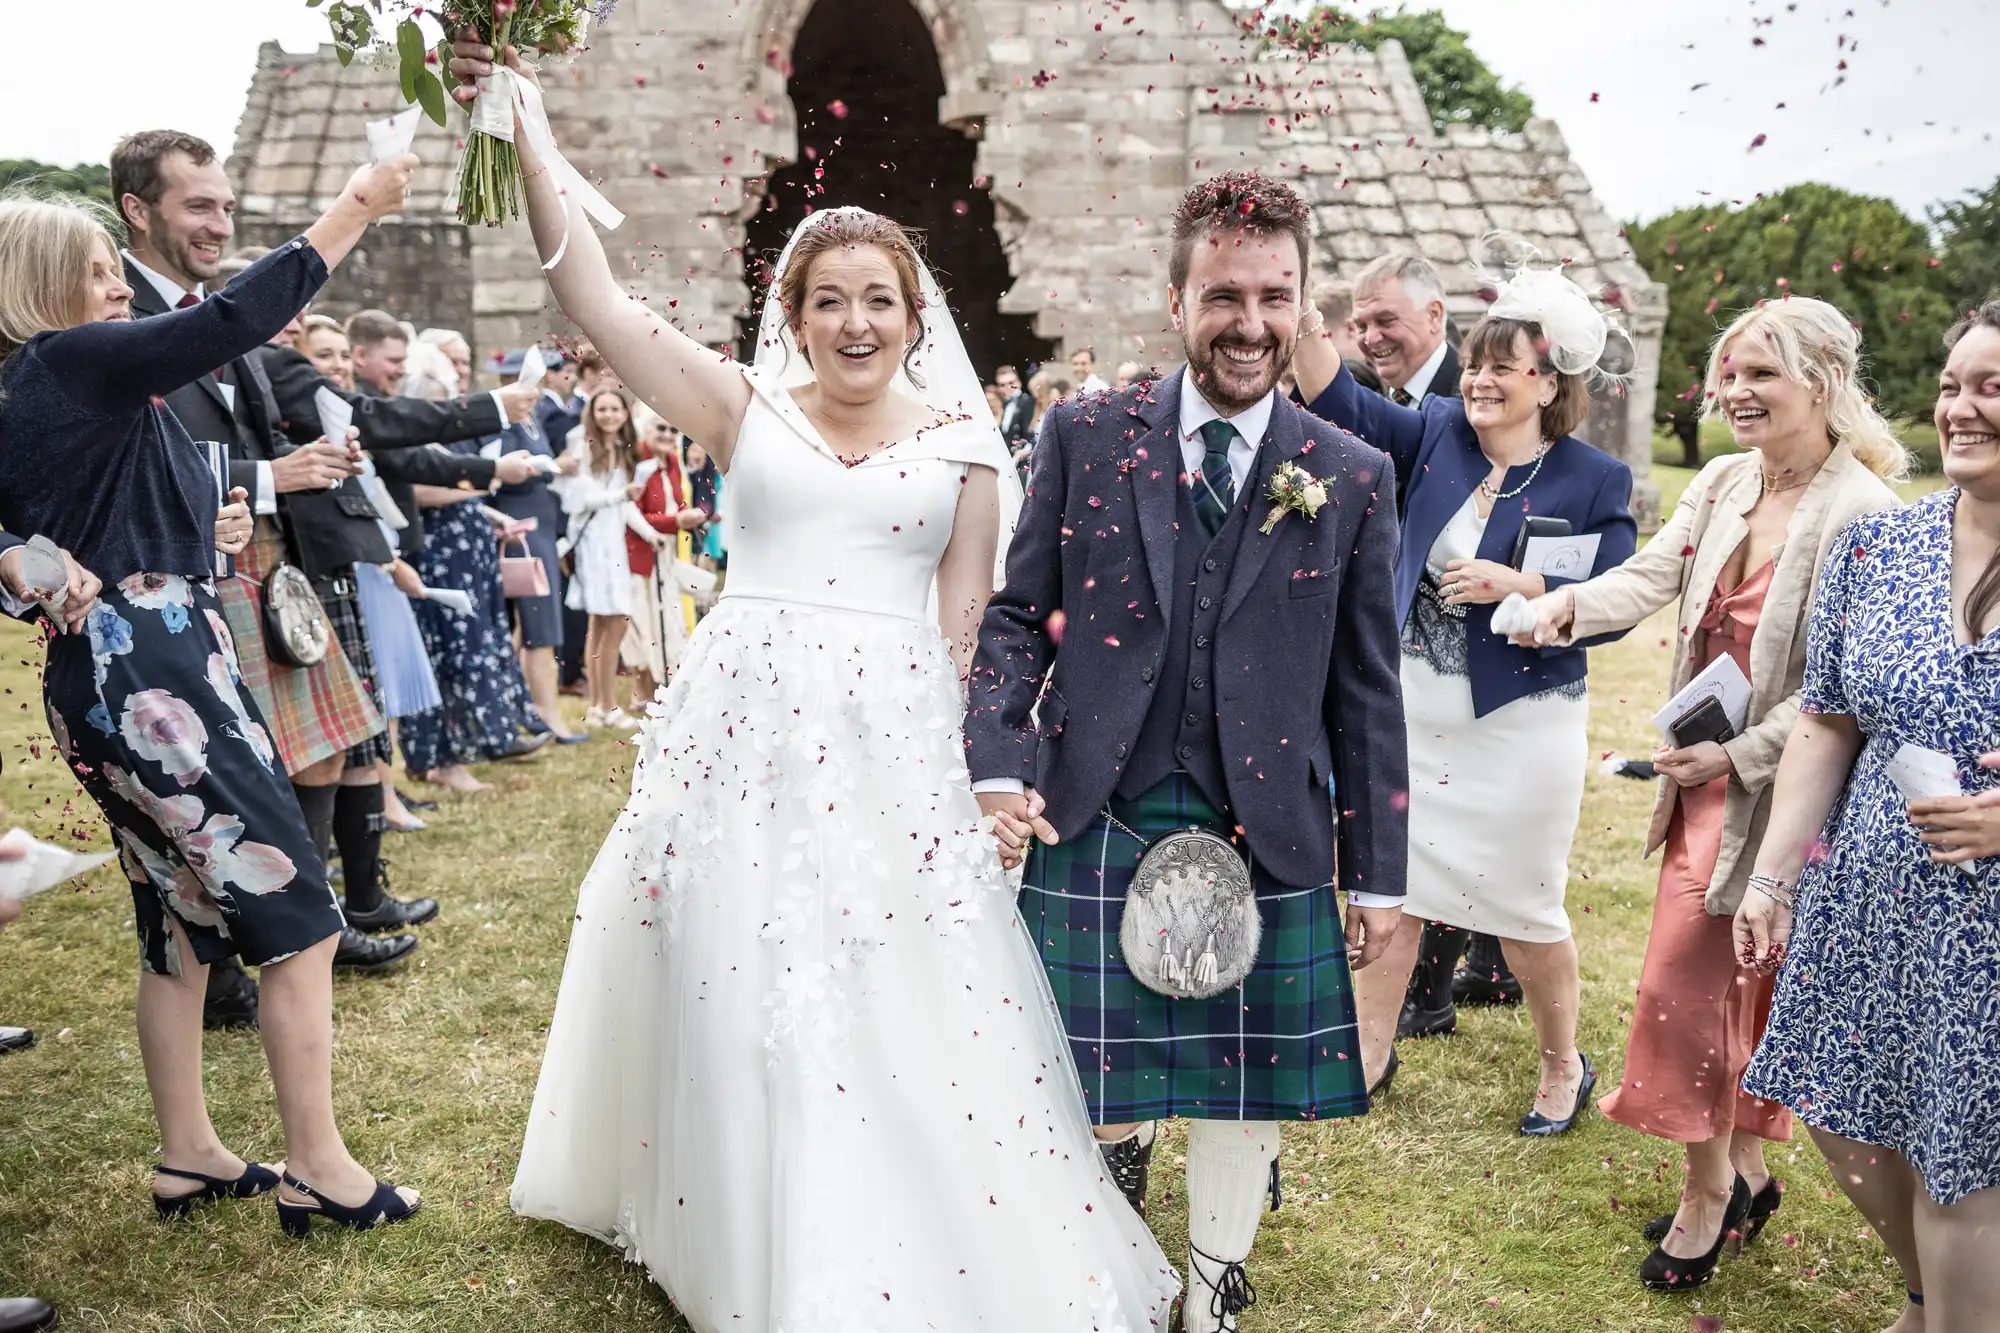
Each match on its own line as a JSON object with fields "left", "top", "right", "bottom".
{"left": 1169, "top": 171, "right": 1312, "bottom": 292}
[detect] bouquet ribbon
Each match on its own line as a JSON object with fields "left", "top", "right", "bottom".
{"left": 471, "top": 66, "right": 624, "bottom": 268}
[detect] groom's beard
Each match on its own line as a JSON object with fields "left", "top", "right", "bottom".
{"left": 1185, "top": 330, "right": 1295, "bottom": 415}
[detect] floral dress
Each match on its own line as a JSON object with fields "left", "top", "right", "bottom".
{"left": 1745, "top": 491, "right": 2000, "bottom": 1205}
{"left": 399, "top": 493, "right": 538, "bottom": 773}
{"left": 44, "top": 573, "right": 339, "bottom": 975}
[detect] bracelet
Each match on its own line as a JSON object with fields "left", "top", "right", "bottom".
{"left": 522, "top": 165, "right": 547, "bottom": 181}
{"left": 1747, "top": 874, "right": 1795, "bottom": 909}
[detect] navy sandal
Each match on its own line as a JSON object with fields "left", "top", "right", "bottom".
{"left": 153, "top": 1162, "right": 281, "bottom": 1220}
{"left": 275, "top": 1171, "right": 421, "bottom": 1238}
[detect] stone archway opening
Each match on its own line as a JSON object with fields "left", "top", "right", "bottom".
{"left": 738, "top": 0, "right": 1050, "bottom": 379}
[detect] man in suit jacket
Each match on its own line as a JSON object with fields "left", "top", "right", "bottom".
{"left": 994, "top": 363, "right": 1036, "bottom": 453}
{"left": 965, "top": 173, "right": 1407, "bottom": 1328}
{"left": 1348, "top": 252, "right": 1522, "bottom": 1025}
{"left": 1352, "top": 250, "right": 1462, "bottom": 407}
{"left": 113, "top": 130, "right": 419, "bottom": 1021}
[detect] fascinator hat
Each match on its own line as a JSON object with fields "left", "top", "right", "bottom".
{"left": 1476, "top": 234, "right": 1636, "bottom": 383}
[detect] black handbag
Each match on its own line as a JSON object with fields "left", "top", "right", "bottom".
{"left": 1510, "top": 515, "right": 1573, "bottom": 569}
{"left": 261, "top": 561, "right": 330, "bottom": 668}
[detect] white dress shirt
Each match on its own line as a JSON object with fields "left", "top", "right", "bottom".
{"left": 1396, "top": 337, "right": 1452, "bottom": 405}
{"left": 972, "top": 369, "right": 1400, "bottom": 909}
{"left": 125, "top": 250, "right": 278, "bottom": 516}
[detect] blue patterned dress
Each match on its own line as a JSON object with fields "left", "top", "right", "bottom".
{"left": 1745, "top": 491, "right": 2000, "bottom": 1205}
{"left": 398, "top": 494, "right": 538, "bottom": 773}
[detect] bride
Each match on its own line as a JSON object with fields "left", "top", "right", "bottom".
{"left": 455, "top": 42, "right": 1179, "bottom": 1332}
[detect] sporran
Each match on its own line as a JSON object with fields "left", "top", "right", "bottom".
{"left": 1116, "top": 821, "right": 1260, "bottom": 1000}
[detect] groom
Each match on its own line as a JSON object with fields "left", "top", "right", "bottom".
{"left": 967, "top": 172, "right": 1409, "bottom": 1332}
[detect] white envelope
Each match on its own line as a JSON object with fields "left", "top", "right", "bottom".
{"left": 1489, "top": 592, "right": 1536, "bottom": 637}
{"left": 365, "top": 104, "right": 422, "bottom": 163}
{"left": 518, "top": 345, "right": 547, "bottom": 391}
{"left": 423, "top": 587, "right": 474, "bottom": 615}
{"left": 312, "top": 385, "right": 353, "bottom": 446}
{"left": 1888, "top": 743, "right": 1978, "bottom": 876}
{"left": 1652, "top": 653, "right": 1752, "bottom": 739}
{"left": 1521, "top": 533, "right": 1601, "bottom": 579}
{"left": 0, "top": 829, "right": 115, "bottom": 901}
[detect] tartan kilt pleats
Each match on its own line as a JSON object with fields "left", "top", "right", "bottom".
{"left": 1017, "top": 772, "right": 1367, "bottom": 1124}
{"left": 215, "top": 519, "right": 385, "bottom": 776}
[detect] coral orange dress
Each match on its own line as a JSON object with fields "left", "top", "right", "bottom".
{"left": 1600, "top": 557, "right": 1793, "bottom": 1144}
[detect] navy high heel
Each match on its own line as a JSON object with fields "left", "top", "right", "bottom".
{"left": 1518, "top": 1052, "right": 1596, "bottom": 1137}
{"left": 274, "top": 1171, "right": 421, "bottom": 1238}
{"left": 153, "top": 1162, "right": 281, "bottom": 1221}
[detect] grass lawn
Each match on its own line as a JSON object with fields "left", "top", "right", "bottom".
{"left": 0, "top": 578, "right": 1923, "bottom": 1330}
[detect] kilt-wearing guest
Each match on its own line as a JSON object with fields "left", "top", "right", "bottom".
{"left": 1298, "top": 262, "right": 1637, "bottom": 1137}
{"left": 1518, "top": 297, "right": 1905, "bottom": 1289}
{"left": 0, "top": 175, "right": 422, "bottom": 1235}
{"left": 109, "top": 130, "right": 415, "bottom": 1012}
{"left": 969, "top": 173, "right": 1409, "bottom": 1331}
{"left": 1734, "top": 302, "right": 2000, "bottom": 1327}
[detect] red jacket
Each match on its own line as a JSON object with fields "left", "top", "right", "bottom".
{"left": 627, "top": 451, "right": 685, "bottom": 578}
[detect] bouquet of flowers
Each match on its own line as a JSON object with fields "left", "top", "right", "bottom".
{"left": 312, "top": 0, "right": 610, "bottom": 226}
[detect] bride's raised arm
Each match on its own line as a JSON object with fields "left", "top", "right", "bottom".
{"left": 452, "top": 38, "right": 752, "bottom": 467}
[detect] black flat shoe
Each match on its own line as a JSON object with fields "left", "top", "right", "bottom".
{"left": 1645, "top": 1174, "right": 1782, "bottom": 1245}
{"left": 503, "top": 732, "right": 551, "bottom": 758}
{"left": 153, "top": 1162, "right": 281, "bottom": 1220}
{"left": 339, "top": 894, "right": 440, "bottom": 932}
{"left": 1640, "top": 1175, "right": 1751, "bottom": 1291}
{"left": 1519, "top": 1052, "right": 1596, "bottom": 1136}
{"left": 554, "top": 732, "right": 591, "bottom": 746}
{"left": 0, "top": 1297, "right": 59, "bottom": 1332}
{"left": 332, "top": 927, "right": 417, "bottom": 973}
{"left": 1097, "top": 1124, "right": 1156, "bottom": 1216}
{"left": 0, "top": 1026, "right": 33, "bottom": 1055}
{"left": 1367, "top": 1047, "right": 1400, "bottom": 1103}
{"left": 395, "top": 789, "right": 440, "bottom": 812}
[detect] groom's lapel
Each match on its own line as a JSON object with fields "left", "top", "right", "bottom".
{"left": 1220, "top": 394, "right": 1309, "bottom": 625}
{"left": 1128, "top": 372, "right": 1184, "bottom": 634}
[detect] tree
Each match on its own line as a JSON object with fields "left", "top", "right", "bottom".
{"left": 0, "top": 159, "right": 113, "bottom": 205}
{"left": 1933, "top": 175, "right": 2000, "bottom": 319}
{"left": 1626, "top": 184, "right": 1955, "bottom": 465}
{"left": 1262, "top": 7, "right": 1535, "bottom": 136}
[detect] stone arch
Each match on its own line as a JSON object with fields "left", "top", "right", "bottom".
{"left": 737, "top": 0, "right": 997, "bottom": 130}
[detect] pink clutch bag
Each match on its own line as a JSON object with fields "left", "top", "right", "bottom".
{"left": 499, "top": 536, "right": 550, "bottom": 599}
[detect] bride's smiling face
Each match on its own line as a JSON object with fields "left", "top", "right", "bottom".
{"left": 791, "top": 244, "right": 920, "bottom": 402}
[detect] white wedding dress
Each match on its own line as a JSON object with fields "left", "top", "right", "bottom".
{"left": 510, "top": 362, "right": 1178, "bottom": 1330}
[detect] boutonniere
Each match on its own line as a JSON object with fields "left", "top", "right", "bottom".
{"left": 1260, "top": 460, "right": 1329, "bottom": 534}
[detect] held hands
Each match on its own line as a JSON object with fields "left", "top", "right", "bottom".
{"left": 1440, "top": 558, "right": 1542, "bottom": 608}
{"left": 1343, "top": 905, "right": 1404, "bottom": 970}
{"left": 1507, "top": 587, "right": 1576, "bottom": 648}
{"left": 975, "top": 788, "right": 1060, "bottom": 871}
{"left": 1653, "top": 741, "right": 1735, "bottom": 788}
{"left": 272, "top": 433, "right": 363, "bottom": 493}
{"left": 214, "top": 487, "right": 253, "bottom": 557}
{"left": 494, "top": 450, "right": 540, "bottom": 486}
{"left": 338, "top": 156, "right": 419, "bottom": 223}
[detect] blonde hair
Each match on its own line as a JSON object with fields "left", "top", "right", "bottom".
{"left": 0, "top": 194, "right": 120, "bottom": 363}
{"left": 1703, "top": 298, "right": 1910, "bottom": 481}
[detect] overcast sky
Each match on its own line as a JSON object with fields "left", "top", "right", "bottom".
{"left": 3, "top": 0, "right": 1994, "bottom": 224}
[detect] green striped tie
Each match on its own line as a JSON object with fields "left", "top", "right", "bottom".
{"left": 1194, "top": 418, "right": 1237, "bottom": 538}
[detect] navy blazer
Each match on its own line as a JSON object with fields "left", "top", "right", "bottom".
{"left": 1305, "top": 364, "right": 1637, "bottom": 717}
{"left": 965, "top": 370, "right": 1409, "bottom": 896}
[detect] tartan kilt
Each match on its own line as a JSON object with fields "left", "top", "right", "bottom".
{"left": 1019, "top": 772, "right": 1367, "bottom": 1124}
{"left": 312, "top": 573, "right": 394, "bottom": 769}
{"left": 215, "top": 519, "right": 385, "bottom": 776}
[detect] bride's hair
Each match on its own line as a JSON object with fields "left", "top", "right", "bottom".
{"left": 777, "top": 210, "right": 930, "bottom": 386}
{"left": 583, "top": 385, "right": 640, "bottom": 480}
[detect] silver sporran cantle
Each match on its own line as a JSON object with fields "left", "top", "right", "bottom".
{"left": 1118, "top": 825, "right": 1260, "bottom": 1000}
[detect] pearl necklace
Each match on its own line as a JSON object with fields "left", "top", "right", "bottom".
{"left": 1477, "top": 439, "right": 1554, "bottom": 503}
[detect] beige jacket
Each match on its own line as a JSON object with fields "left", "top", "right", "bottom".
{"left": 1562, "top": 445, "right": 1902, "bottom": 915}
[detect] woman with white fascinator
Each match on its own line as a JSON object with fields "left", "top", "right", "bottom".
{"left": 1296, "top": 246, "right": 1638, "bottom": 1139}
{"left": 450, "top": 37, "right": 1178, "bottom": 1331}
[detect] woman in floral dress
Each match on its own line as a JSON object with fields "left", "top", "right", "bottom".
{"left": 0, "top": 173, "right": 420, "bottom": 1232}
{"left": 1738, "top": 301, "right": 2000, "bottom": 1330}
